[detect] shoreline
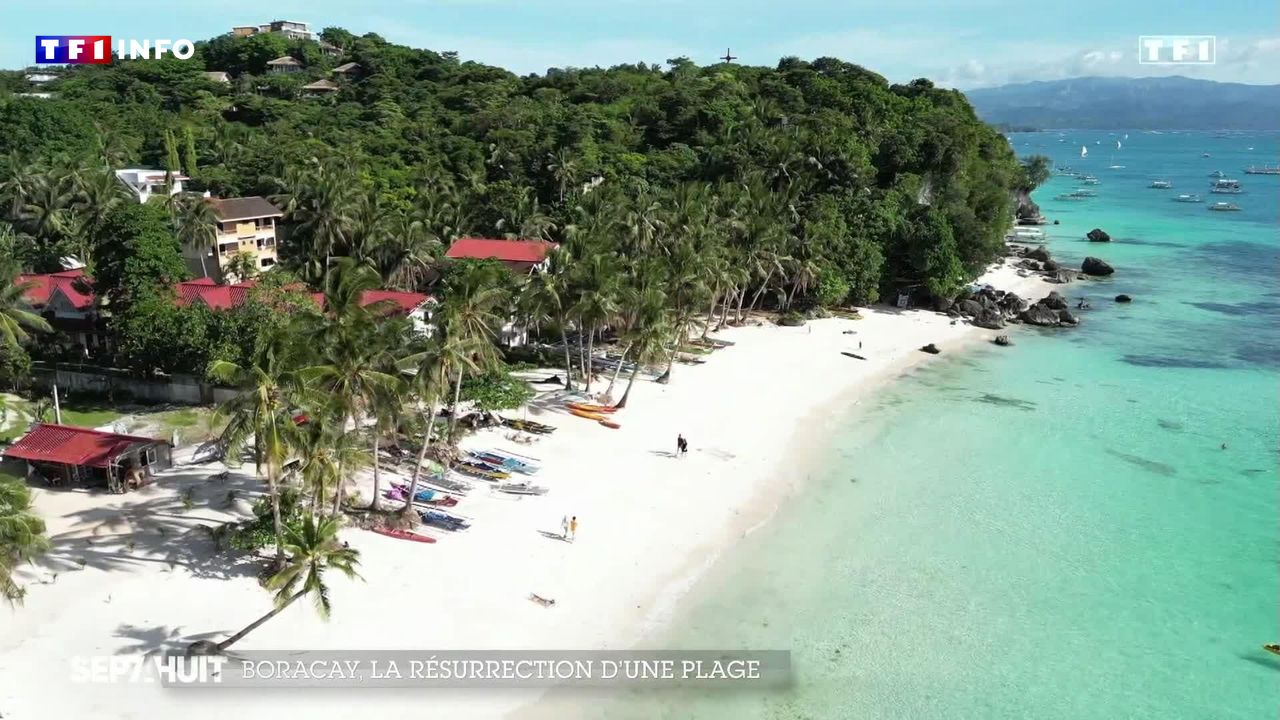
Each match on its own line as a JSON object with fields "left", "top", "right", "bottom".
{"left": 0, "top": 257, "right": 1066, "bottom": 720}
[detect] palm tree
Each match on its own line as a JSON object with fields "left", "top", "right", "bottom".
{"left": 301, "top": 260, "right": 405, "bottom": 512}
{"left": 0, "top": 272, "right": 52, "bottom": 350}
{"left": 615, "top": 294, "right": 673, "bottom": 409}
{"left": 70, "top": 168, "right": 130, "bottom": 265}
{"left": 547, "top": 149, "right": 580, "bottom": 204}
{"left": 208, "top": 330, "right": 305, "bottom": 568}
{"left": 174, "top": 195, "right": 218, "bottom": 278}
{"left": 398, "top": 335, "right": 448, "bottom": 515}
{"left": 196, "top": 515, "right": 360, "bottom": 653}
{"left": 0, "top": 477, "right": 49, "bottom": 605}
{"left": 519, "top": 247, "right": 576, "bottom": 391}
{"left": 569, "top": 252, "right": 622, "bottom": 389}
{"left": 293, "top": 418, "right": 371, "bottom": 518}
{"left": 438, "top": 262, "right": 507, "bottom": 441}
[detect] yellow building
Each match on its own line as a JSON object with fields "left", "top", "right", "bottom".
{"left": 187, "top": 196, "right": 284, "bottom": 282}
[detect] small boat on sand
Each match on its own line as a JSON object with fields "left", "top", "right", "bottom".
{"left": 841, "top": 351, "right": 867, "bottom": 360}
{"left": 568, "top": 407, "right": 606, "bottom": 421}
{"left": 565, "top": 402, "right": 616, "bottom": 414}
{"left": 598, "top": 419, "right": 621, "bottom": 429}
{"left": 497, "top": 482, "right": 549, "bottom": 496}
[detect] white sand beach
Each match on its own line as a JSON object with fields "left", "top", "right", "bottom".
{"left": 0, "top": 260, "right": 1059, "bottom": 719}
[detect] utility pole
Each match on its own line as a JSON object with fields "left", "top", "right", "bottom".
{"left": 53, "top": 384, "right": 63, "bottom": 424}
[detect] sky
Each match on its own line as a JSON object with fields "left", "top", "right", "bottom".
{"left": 3, "top": 0, "right": 1278, "bottom": 88}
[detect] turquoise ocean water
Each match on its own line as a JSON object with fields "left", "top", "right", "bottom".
{"left": 594, "top": 131, "right": 1279, "bottom": 719}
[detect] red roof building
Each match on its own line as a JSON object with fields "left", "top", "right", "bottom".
{"left": 174, "top": 279, "right": 433, "bottom": 318}
{"left": 4, "top": 423, "right": 172, "bottom": 490}
{"left": 444, "top": 238, "right": 558, "bottom": 274}
{"left": 16, "top": 269, "right": 96, "bottom": 311}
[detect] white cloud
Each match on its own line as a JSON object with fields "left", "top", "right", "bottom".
{"left": 936, "top": 35, "right": 1280, "bottom": 88}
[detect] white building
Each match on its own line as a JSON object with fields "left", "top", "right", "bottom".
{"left": 114, "top": 169, "right": 186, "bottom": 204}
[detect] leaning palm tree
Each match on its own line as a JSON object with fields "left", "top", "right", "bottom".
{"left": 208, "top": 330, "right": 305, "bottom": 568}
{"left": 0, "top": 272, "right": 52, "bottom": 350}
{"left": 615, "top": 297, "right": 674, "bottom": 409}
{"left": 0, "top": 477, "right": 49, "bottom": 605}
{"left": 193, "top": 515, "right": 360, "bottom": 654}
{"left": 438, "top": 262, "right": 508, "bottom": 441}
{"left": 569, "top": 252, "right": 622, "bottom": 389}
{"left": 398, "top": 335, "right": 449, "bottom": 515}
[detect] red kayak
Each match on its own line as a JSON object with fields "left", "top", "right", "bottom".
{"left": 371, "top": 527, "right": 437, "bottom": 544}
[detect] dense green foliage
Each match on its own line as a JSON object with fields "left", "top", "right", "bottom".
{"left": 2, "top": 29, "right": 1021, "bottom": 307}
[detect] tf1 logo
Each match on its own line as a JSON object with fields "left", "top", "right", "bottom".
{"left": 35, "top": 36, "right": 196, "bottom": 64}
{"left": 1137, "top": 36, "right": 1215, "bottom": 65}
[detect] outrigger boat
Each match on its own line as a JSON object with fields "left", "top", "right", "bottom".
{"left": 455, "top": 460, "right": 510, "bottom": 480}
{"left": 598, "top": 418, "right": 621, "bottom": 429}
{"left": 1173, "top": 194, "right": 1202, "bottom": 203}
{"left": 497, "top": 482, "right": 549, "bottom": 496}
{"left": 420, "top": 510, "right": 470, "bottom": 532}
{"left": 1208, "top": 202, "right": 1241, "bottom": 212}
{"left": 471, "top": 450, "right": 539, "bottom": 475}
{"left": 501, "top": 417, "right": 556, "bottom": 434}
{"left": 1264, "top": 643, "right": 1280, "bottom": 656}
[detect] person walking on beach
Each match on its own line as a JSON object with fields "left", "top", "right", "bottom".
{"left": 568, "top": 516, "right": 578, "bottom": 542}
{"left": 560, "top": 515, "right": 570, "bottom": 540}
{"left": 679, "top": 436, "right": 689, "bottom": 456}
{"left": 676, "top": 434, "right": 686, "bottom": 458}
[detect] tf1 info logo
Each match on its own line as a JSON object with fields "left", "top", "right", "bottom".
{"left": 1138, "top": 36, "right": 1215, "bottom": 65}
{"left": 35, "top": 36, "right": 196, "bottom": 64}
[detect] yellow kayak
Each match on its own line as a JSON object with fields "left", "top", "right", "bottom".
{"left": 568, "top": 407, "right": 605, "bottom": 421}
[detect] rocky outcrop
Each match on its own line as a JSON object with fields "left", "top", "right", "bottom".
{"left": 994, "top": 335, "right": 1012, "bottom": 346}
{"left": 1057, "top": 309, "right": 1079, "bottom": 325}
{"left": 1115, "top": 294, "right": 1132, "bottom": 303}
{"left": 1019, "top": 303, "right": 1061, "bottom": 326}
{"left": 920, "top": 343, "right": 941, "bottom": 355}
{"left": 1027, "top": 246, "right": 1052, "bottom": 262}
{"left": 1042, "top": 259, "right": 1059, "bottom": 272}
{"left": 1086, "top": 228, "right": 1111, "bottom": 242}
{"left": 973, "top": 307, "right": 1005, "bottom": 329}
{"left": 1041, "top": 291, "right": 1068, "bottom": 310}
{"left": 1082, "top": 257, "right": 1115, "bottom": 276}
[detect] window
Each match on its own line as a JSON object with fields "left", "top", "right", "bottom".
{"left": 144, "top": 448, "right": 157, "bottom": 466}
{"left": 260, "top": 257, "right": 276, "bottom": 268}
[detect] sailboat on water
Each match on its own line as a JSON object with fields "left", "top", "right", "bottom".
{"left": 1109, "top": 139, "right": 1125, "bottom": 169}
{"left": 1080, "top": 145, "right": 1088, "bottom": 158}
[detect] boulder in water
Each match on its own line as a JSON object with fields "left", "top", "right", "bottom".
{"left": 1086, "top": 228, "right": 1112, "bottom": 242}
{"left": 920, "top": 343, "right": 941, "bottom": 355}
{"left": 1027, "top": 246, "right": 1052, "bottom": 262}
{"left": 1019, "top": 304, "right": 1061, "bottom": 326}
{"left": 1115, "top": 294, "right": 1132, "bottom": 303}
{"left": 1057, "top": 309, "right": 1079, "bottom": 325}
{"left": 1042, "top": 259, "right": 1059, "bottom": 272}
{"left": 1082, "top": 257, "right": 1115, "bottom": 276}
{"left": 994, "top": 335, "right": 1013, "bottom": 346}
{"left": 1041, "top": 291, "right": 1068, "bottom": 310}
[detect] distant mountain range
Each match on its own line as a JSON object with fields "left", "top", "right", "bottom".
{"left": 965, "top": 76, "right": 1280, "bottom": 132}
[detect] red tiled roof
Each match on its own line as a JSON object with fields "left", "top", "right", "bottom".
{"left": 3, "top": 424, "right": 167, "bottom": 468}
{"left": 174, "top": 280, "right": 430, "bottom": 316}
{"left": 358, "top": 290, "right": 433, "bottom": 315}
{"left": 16, "top": 269, "right": 95, "bottom": 310}
{"left": 445, "top": 238, "right": 557, "bottom": 264}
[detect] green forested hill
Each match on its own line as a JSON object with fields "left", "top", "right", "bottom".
{"left": 1, "top": 28, "right": 1022, "bottom": 307}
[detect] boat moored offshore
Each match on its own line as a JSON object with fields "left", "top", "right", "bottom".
{"left": 1208, "top": 202, "right": 1241, "bottom": 212}
{"left": 1149, "top": 180, "right": 1172, "bottom": 189}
